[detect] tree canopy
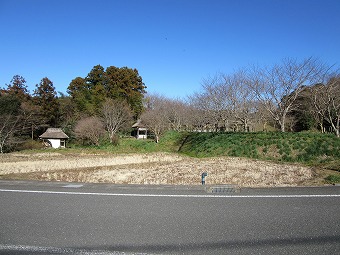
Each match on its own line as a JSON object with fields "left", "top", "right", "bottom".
{"left": 34, "top": 77, "right": 59, "bottom": 127}
{"left": 5, "top": 75, "right": 30, "bottom": 102}
{"left": 68, "top": 65, "right": 146, "bottom": 117}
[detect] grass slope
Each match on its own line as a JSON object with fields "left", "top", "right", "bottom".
{"left": 178, "top": 131, "right": 340, "bottom": 172}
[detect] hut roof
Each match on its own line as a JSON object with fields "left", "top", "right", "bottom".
{"left": 39, "top": 128, "right": 69, "bottom": 139}
{"left": 132, "top": 119, "right": 146, "bottom": 128}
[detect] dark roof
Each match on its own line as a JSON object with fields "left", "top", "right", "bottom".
{"left": 39, "top": 128, "right": 69, "bottom": 139}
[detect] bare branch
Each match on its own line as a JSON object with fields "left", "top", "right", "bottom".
{"left": 74, "top": 117, "right": 105, "bottom": 146}
{"left": 248, "top": 57, "right": 330, "bottom": 132}
{"left": 102, "top": 98, "right": 133, "bottom": 143}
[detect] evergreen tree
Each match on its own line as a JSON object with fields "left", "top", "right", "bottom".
{"left": 67, "top": 65, "right": 146, "bottom": 117}
{"left": 4, "top": 75, "right": 30, "bottom": 102}
{"left": 68, "top": 77, "right": 94, "bottom": 114}
{"left": 105, "top": 66, "right": 146, "bottom": 117}
{"left": 34, "top": 77, "right": 59, "bottom": 127}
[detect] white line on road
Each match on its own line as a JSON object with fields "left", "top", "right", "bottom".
{"left": 0, "top": 188, "right": 340, "bottom": 198}
{"left": 0, "top": 244, "right": 149, "bottom": 254}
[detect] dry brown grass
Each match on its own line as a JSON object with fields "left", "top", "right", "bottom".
{"left": 0, "top": 152, "right": 320, "bottom": 187}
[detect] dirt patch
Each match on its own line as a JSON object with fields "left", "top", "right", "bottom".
{"left": 0, "top": 152, "right": 323, "bottom": 187}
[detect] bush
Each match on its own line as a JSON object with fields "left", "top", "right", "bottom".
{"left": 16, "top": 140, "right": 45, "bottom": 151}
{"left": 74, "top": 117, "right": 106, "bottom": 146}
{"left": 110, "top": 135, "right": 120, "bottom": 146}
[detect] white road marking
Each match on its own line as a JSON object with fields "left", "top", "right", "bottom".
{"left": 0, "top": 244, "right": 148, "bottom": 254}
{"left": 62, "top": 184, "right": 84, "bottom": 188}
{"left": 0, "top": 188, "right": 339, "bottom": 198}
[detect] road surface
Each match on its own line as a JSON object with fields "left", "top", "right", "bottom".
{"left": 0, "top": 180, "right": 339, "bottom": 254}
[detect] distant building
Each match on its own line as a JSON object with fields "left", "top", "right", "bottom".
{"left": 39, "top": 128, "right": 69, "bottom": 148}
{"left": 132, "top": 120, "right": 148, "bottom": 139}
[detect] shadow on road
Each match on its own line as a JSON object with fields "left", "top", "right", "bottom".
{"left": 80, "top": 235, "right": 340, "bottom": 253}
{"left": 2, "top": 235, "right": 339, "bottom": 254}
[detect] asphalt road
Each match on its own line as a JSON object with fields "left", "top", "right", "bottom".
{"left": 0, "top": 180, "right": 339, "bottom": 254}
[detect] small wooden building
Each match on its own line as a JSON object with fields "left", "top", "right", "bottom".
{"left": 39, "top": 128, "right": 69, "bottom": 148}
{"left": 132, "top": 120, "right": 148, "bottom": 139}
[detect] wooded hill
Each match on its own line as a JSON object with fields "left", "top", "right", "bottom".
{"left": 1, "top": 57, "right": 339, "bottom": 153}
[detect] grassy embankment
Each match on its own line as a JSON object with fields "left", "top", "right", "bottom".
{"left": 177, "top": 131, "right": 340, "bottom": 184}
{"left": 116, "top": 131, "right": 340, "bottom": 183}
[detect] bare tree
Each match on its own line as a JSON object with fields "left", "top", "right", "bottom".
{"left": 189, "top": 71, "right": 257, "bottom": 132}
{"left": 248, "top": 57, "right": 328, "bottom": 132}
{"left": 253, "top": 101, "right": 274, "bottom": 131}
{"left": 222, "top": 70, "right": 256, "bottom": 132}
{"left": 312, "top": 76, "right": 340, "bottom": 137}
{"left": 0, "top": 93, "right": 22, "bottom": 153}
{"left": 188, "top": 92, "right": 213, "bottom": 131}
{"left": 184, "top": 104, "right": 209, "bottom": 132}
{"left": 74, "top": 117, "right": 105, "bottom": 146}
{"left": 141, "top": 94, "right": 170, "bottom": 143}
{"left": 0, "top": 114, "right": 20, "bottom": 153}
{"left": 310, "top": 84, "right": 329, "bottom": 132}
{"left": 189, "top": 75, "right": 232, "bottom": 131}
{"left": 325, "top": 76, "right": 340, "bottom": 137}
{"left": 164, "top": 98, "right": 189, "bottom": 131}
{"left": 102, "top": 98, "right": 133, "bottom": 143}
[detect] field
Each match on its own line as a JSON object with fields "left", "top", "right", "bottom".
{"left": 0, "top": 152, "right": 321, "bottom": 187}
{"left": 0, "top": 131, "right": 339, "bottom": 187}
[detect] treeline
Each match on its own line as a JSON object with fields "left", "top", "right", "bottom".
{"left": 141, "top": 57, "right": 340, "bottom": 140}
{"left": 0, "top": 76, "right": 59, "bottom": 152}
{"left": 1, "top": 57, "right": 339, "bottom": 152}
{"left": 0, "top": 65, "right": 146, "bottom": 152}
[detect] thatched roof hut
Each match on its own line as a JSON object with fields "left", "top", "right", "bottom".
{"left": 132, "top": 120, "right": 148, "bottom": 139}
{"left": 39, "top": 128, "right": 69, "bottom": 148}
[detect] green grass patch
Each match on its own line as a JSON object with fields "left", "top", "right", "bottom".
{"left": 63, "top": 131, "right": 186, "bottom": 155}
{"left": 178, "top": 131, "right": 340, "bottom": 170}
{"left": 325, "top": 174, "right": 340, "bottom": 184}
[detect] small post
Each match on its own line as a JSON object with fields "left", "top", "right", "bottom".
{"left": 201, "top": 172, "right": 208, "bottom": 185}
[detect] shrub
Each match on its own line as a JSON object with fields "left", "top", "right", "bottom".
{"left": 74, "top": 117, "right": 106, "bottom": 146}
{"left": 110, "top": 135, "right": 120, "bottom": 146}
{"left": 17, "top": 140, "right": 45, "bottom": 150}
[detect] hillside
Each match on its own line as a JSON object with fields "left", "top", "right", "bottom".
{"left": 178, "top": 131, "right": 340, "bottom": 172}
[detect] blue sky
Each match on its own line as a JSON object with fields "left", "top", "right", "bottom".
{"left": 1, "top": 0, "right": 339, "bottom": 99}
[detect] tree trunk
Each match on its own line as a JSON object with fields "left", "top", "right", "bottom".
{"left": 319, "top": 122, "right": 324, "bottom": 133}
{"left": 335, "top": 116, "right": 340, "bottom": 138}
{"left": 280, "top": 112, "right": 287, "bottom": 132}
{"left": 243, "top": 119, "right": 248, "bottom": 132}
